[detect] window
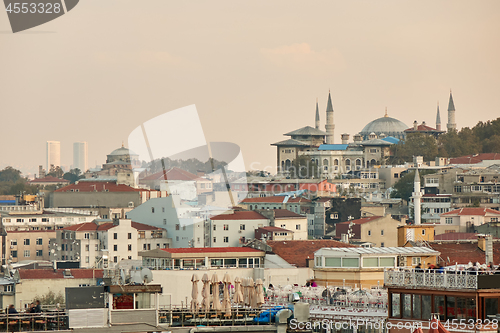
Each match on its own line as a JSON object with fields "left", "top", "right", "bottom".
{"left": 175, "top": 236, "right": 179, "bottom": 241}
{"left": 296, "top": 224, "right": 301, "bottom": 230}
{"left": 381, "top": 242, "right": 385, "bottom": 247}
{"left": 128, "top": 233, "right": 132, "bottom": 239}
{"left": 143, "top": 244, "right": 147, "bottom": 250}
{"left": 240, "top": 224, "right": 245, "bottom": 231}
{"left": 114, "top": 245, "right": 118, "bottom": 251}
{"left": 85, "top": 256, "right": 89, "bottom": 263}
{"left": 147, "top": 244, "right": 151, "bottom": 250}
{"left": 4, "top": 285, "right": 13, "bottom": 292}
{"left": 368, "top": 230, "right": 371, "bottom": 236}
{"left": 213, "top": 225, "right": 217, "bottom": 231}
{"left": 213, "top": 237, "right": 217, "bottom": 243}
{"left": 24, "top": 250, "right": 30, "bottom": 257}
{"left": 113, "top": 256, "right": 118, "bottom": 263}
{"left": 128, "top": 244, "right": 132, "bottom": 251}
{"left": 36, "top": 238, "right": 42, "bottom": 245}
{"left": 162, "top": 207, "right": 165, "bottom": 212}
{"left": 95, "top": 244, "right": 99, "bottom": 251}
{"left": 36, "top": 250, "right": 43, "bottom": 257}
{"left": 223, "top": 224, "right": 229, "bottom": 230}
{"left": 412, "top": 257, "right": 421, "bottom": 265}
{"left": 421, "top": 229, "right": 426, "bottom": 235}
{"left": 85, "top": 244, "right": 89, "bottom": 251}
{"left": 445, "top": 217, "right": 453, "bottom": 224}
{"left": 128, "top": 256, "right": 132, "bottom": 259}
{"left": 10, "top": 240, "right": 17, "bottom": 246}
{"left": 78, "top": 217, "right": 86, "bottom": 222}
{"left": 492, "top": 218, "right": 499, "bottom": 222}
{"left": 84, "top": 233, "right": 90, "bottom": 239}
{"left": 151, "top": 207, "right": 155, "bottom": 213}
{"left": 330, "top": 213, "right": 338, "bottom": 219}
{"left": 223, "top": 237, "right": 229, "bottom": 243}
{"left": 163, "top": 219, "right": 167, "bottom": 225}
{"left": 175, "top": 224, "right": 180, "bottom": 230}
{"left": 24, "top": 239, "right": 30, "bottom": 246}
{"left": 29, "top": 218, "right": 37, "bottom": 222}
{"left": 381, "top": 230, "right": 384, "bottom": 236}
{"left": 11, "top": 251, "right": 17, "bottom": 258}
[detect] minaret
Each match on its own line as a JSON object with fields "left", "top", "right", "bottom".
{"left": 325, "top": 91, "right": 335, "bottom": 144}
{"left": 315, "top": 99, "right": 320, "bottom": 130}
{"left": 436, "top": 102, "right": 441, "bottom": 131}
{"left": 447, "top": 90, "right": 456, "bottom": 132}
{"left": 412, "top": 169, "right": 423, "bottom": 225}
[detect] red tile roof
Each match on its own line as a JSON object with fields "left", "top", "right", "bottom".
{"left": 428, "top": 242, "right": 500, "bottom": 266}
{"left": 434, "top": 233, "right": 484, "bottom": 241}
{"left": 273, "top": 209, "right": 305, "bottom": 219}
{"left": 19, "top": 269, "right": 104, "bottom": 280}
{"left": 450, "top": 153, "right": 500, "bottom": 165}
{"left": 441, "top": 208, "right": 500, "bottom": 216}
{"left": 161, "top": 247, "right": 263, "bottom": 254}
{"left": 257, "top": 226, "right": 291, "bottom": 232}
{"left": 140, "top": 167, "right": 201, "bottom": 181}
{"left": 63, "top": 221, "right": 162, "bottom": 231}
{"left": 405, "top": 124, "right": 439, "bottom": 132}
{"left": 242, "top": 196, "right": 311, "bottom": 203}
{"left": 267, "top": 240, "right": 356, "bottom": 267}
{"left": 336, "top": 216, "right": 382, "bottom": 225}
{"left": 55, "top": 182, "right": 140, "bottom": 193}
{"left": 30, "top": 176, "right": 69, "bottom": 184}
{"left": 210, "top": 211, "right": 268, "bottom": 220}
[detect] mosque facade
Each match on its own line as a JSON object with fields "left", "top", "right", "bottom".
{"left": 272, "top": 92, "right": 456, "bottom": 178}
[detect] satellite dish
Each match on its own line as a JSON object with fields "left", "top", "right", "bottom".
{"left": 142, "top": 268, "right": 153, "bottom": 284}
{"left": 57, "top": 246, "right": 61, "bottom": 251}
{"left": 51, "top": 249, "right": 55, "bottom": 254}
{"left": 129, "top": 270, "right": 143, "bottom": 284}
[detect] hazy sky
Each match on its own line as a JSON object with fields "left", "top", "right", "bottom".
{"left": 1, "top": 0, "right": 499, "bottom": 176}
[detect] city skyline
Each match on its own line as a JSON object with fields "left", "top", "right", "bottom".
{"left": 1, "top": 0, "right": 499, "bottom": 175}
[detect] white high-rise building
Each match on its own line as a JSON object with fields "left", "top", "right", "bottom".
{"left": 46, "top": 141, "right": 61, "bottom": 171}
{"left": 73, "top": 142, "right": 88, "bottom": 173}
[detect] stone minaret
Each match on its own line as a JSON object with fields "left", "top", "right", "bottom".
{"left": 436, "top": 102, "right": 441, "bottom": 131}
{"left": 315, "top": 99, "right": 320, "bottom": 130}
{"left": 325, "top": 91, "right": 335, "bottom": 144}
{"left": 412, "top": 169, "right": 423, "bottom": 225}
{"left": 447, "top": 91, "right": 456, "bottom": 132}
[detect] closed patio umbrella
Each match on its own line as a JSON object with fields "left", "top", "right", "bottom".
{"left": 201, "top": 273, "right": 210, "bottom": 312}
{"left": 222, "top": 273, "right": 232, "bottom": 315}
{"left": 255, "top": 278, "right": 265, "bottom": 307}
{"left": 211, "top": 273, "right": 221, "bottom": 311}
{"left": 233, "top": 276, "right": 244, "bottom": 305}
{"left": 190, "top": 274, "right": 199, "bottom": 313}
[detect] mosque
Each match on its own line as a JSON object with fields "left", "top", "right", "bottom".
{"left": 272, "top": 91, "right": 457, "bottom": 177}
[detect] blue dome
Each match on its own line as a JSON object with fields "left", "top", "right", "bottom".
{"left": 359, "top": 116, "right": 408, "bottom": 140}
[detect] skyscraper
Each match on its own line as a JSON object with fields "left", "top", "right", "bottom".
{"left": 73, "top": 142, "right": 88, "bottom": 173}
{"left": 46, "top": 141, "right": 61, "bottom": 171}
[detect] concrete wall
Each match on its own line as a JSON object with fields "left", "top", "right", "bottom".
{"left": 6, "top": 230, "right": 55, "bottom": 263}
{"left": 51, "top": 192, "right": 141, "bottom": 209}
{"left": 359, "top": 216, "right": 402, "bottom": 247}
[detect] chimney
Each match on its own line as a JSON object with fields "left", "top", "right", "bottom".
{"left": 422, "top": 121, "right": 426, "bottom": 127}
{"left": 341, "top": 133, "right": 350, "bottom": 145}
{"left": 341, "top": 234, "right": 349, "bottom": 243}
{"left": 478, "top": 235, "right": 486, "bottom": 251}
{"left": 353, "top": 134, "right": 363, "bottom": 143}
{"left": 413, "top": 120, "right": 418, "bottom": 130}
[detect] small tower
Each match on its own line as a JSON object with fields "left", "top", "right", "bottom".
{"left": 341, "top": 133, "right": 350, "bottom": 144}
{"left": 315, "top": 99, "right": 320, "bottom": 130}
{"left": 436, "top": 102, "right": 441, "bottom": 131}
{"left": 325, "top": 91, "right": 335, "bottom": 144}
{"left": 412, "top": 169, "right": 423, "bottom": 225}
{"left": 447, "top": 91, "right": 456, "bottom": 132}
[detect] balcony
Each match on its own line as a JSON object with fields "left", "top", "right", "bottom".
{"left": 383, "top": 268, "right": 500, "bottom": 290}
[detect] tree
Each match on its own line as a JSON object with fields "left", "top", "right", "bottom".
{"left": 390, "top": 133, "right": 438, "bottom": 163}
{"left": 390, "top": 169, "right": 437, "bottom": 202}
{"left": 46, "top": 165, "right": 64, "bottom": 178}
{"left": 63, "top": 168, "right": 83, "bottom": 184}
{"left": 0, "top": 166, "right": 21, "bottom": 182}
{"left": 34, "top": 290, "right": 65, "bottom": 306}
{"left": 288, "top": 156, "right": 320, "bottom": 179}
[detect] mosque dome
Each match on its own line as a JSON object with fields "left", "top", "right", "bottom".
{"left": 359, "top": 115, "right": 408, "bottom": 140}
{"left": 108, "top": 145, "right": 138, "bottom": 157}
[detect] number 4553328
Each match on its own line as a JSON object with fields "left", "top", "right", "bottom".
{"left": 5, "top": 2, "right": 62, "bottom": 14}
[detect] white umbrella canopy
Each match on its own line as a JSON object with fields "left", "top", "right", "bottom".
{"left": 190, "top": 274, "right": 199, "bottom": 313}
{"left": 222, "top": 273, "right": 232, "bottom": 315}
{"left": 248, "top": 277, "right": 257, "bottom": 308}
{"left": 255, "top": 278, "right": 265, "bottom": 307}
{"left": 201, "top": 273, "right": 210, "bottom": 312}
{"left": 233, "top": 276, "right": 244, "bottom": 305}
{"left": 211, "top": 273, "right": 222, "bottom": 311}
{"left": 242, "top": 278, "right": 249, "bottom": 306}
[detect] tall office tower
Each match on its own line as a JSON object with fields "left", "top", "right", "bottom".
{"left": 46, "top": 141, "right": 61, "bottom": 171}
{"left": 73, "top": 142, "right": 88, "bottom": 173}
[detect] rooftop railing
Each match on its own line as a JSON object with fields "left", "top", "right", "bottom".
{"left": 384, "top": 268, "right": 482, "bottom": 290}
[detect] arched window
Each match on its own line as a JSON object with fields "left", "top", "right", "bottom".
{"left": 371, "top": 159, "right": 376, "bottom": 166}
{"left": 345, "top": 159, "right": 351, "bottom": 166}
{"left": 285, "top": 159, "right": 291, "bottom": 170}
{"left": 334, "top": 159, "right": 339, "bottom": 166}
{"left": 323, "top": 159, "right": 329, "bottom": 166}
